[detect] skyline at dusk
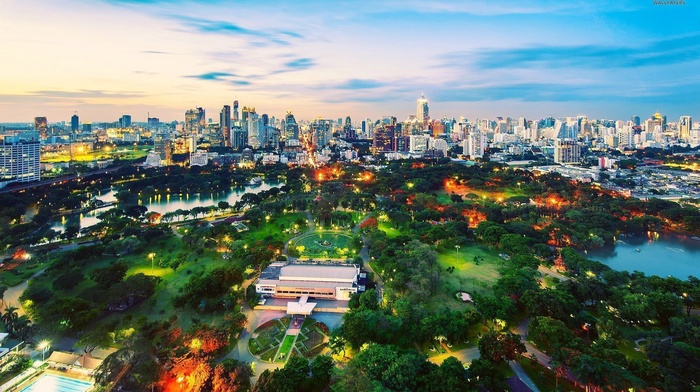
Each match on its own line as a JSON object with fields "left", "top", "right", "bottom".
{"left": 2, "top": 0, "right": 699, "bottom": 122}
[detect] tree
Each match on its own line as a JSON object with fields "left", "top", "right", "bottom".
{"left": 94, "top": 336, "right": 159, "bottom": 392}
{"left": 477, "top": 330, "right": 526, "bottom": 363}
{"left": 467, "top": 358, "right": 508, "bottom": 392}
{"left": 75, "top": 327, "right": 112, "bottom": 354}
{"left": 90, "top": 261, "right": 129, "bottom": 289}
{"left": 211, "top": 359, "right": 252, "bottom": 392}
{"left": 309, "top": 355, "right": 334, "bottom": 391}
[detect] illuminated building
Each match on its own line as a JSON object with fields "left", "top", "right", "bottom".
{"left": 232, "top": 128, "right": 248, "bottom": 150}
{"left": 0, "top": 134, "right": 40, "bottom": 187}
{"left": 233, "top": 100, "right": 239, "bottom": 121}
{"left": 185, "top": 107, "right": 205, "bottom": 136}
{"left": 255, "top": 263, "right": 362, "bottom": 301}
{"left": 154, "top": 136, "right": 172, "bottom": 165}
{"left": 416, "top": 94, "right": 429, "bottom": 124}
{"left": 34, "top": 117, "right": 48, "bottom": 138}
{"left": 282, "top": 111, "right": 299, "bottom": 140}
{"left": 220, "top": 105, "right": 231, "bottom": 147}
{"left": 373, "top": 124, "right": 395, "bottom": 153}
{"left": 462, "top": 130, "right": 485, "bottom": 159}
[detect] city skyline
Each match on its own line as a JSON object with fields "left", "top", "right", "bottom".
{"left": 2, "top": 0, "right": 699, "bottom": 122}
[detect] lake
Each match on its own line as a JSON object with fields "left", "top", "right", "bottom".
{"left": 51, "top": 182, "right": 282, "bottom": 232}
{"left": 585, "top": 233, "right": 700, "bottom": 279}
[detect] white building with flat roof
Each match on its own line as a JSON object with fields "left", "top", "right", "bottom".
{"left": 256, "top": 263, "right": 361, "bottom": 301}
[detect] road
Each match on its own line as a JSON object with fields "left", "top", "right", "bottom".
{"left": 428, "top": 347, "right": 480, "bottom": 365}
{"left": 1, "top": 268, "right": 46, "bottom": 317}
{"left": 537, "top": 265, "right": 570, "bottom": 282}
{"left": 512, "top": 318, "right": 579, "bottom": 385}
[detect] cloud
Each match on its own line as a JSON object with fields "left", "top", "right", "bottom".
{"left": 30, "top": 90, "right": 145, "bottom": 98}
{"left": 141, "top": 50, "right": 172, "bottom": 55}
{"left": 446, "top": 33, "right": 700, "bottom": 71}
{"left": 164, "top": 15, "right": 302, "bottom": 45}
{"left": 335, "top": 79, "right": 387, "bottom": 90}
{"left": 187, "top": 72, "right": 236, "bottom": 81}
{"left": 283, "top": 58, "right": 315, "bottom": 70}
{"left": 232, "top": 80, "right": 251, "bottom": 86}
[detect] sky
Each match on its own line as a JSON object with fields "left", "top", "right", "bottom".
{"left": 1, "top": 0, "right": 699, "bottom": 123}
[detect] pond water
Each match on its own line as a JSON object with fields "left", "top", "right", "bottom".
{"left": 585, "top": 233, "right": 700, "bottom": 279}
{"left": 50, "top": 182, "right": 282, "bottom": 232}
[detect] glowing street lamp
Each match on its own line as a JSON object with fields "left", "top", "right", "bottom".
{"left": 148, "top": 252, "right": 156, "bottom": 272}
{"left": 38, "top": 340, "right": 50, "bottom": 361}
{"left": 265, "top": 215, "right": 271, "bottom": 233}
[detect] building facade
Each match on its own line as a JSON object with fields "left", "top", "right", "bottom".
{"left": 0, "top": 135, "right": 40, "bottom": 187}
{"left": 255, "top": 263, "right": 362, "bottom": 301}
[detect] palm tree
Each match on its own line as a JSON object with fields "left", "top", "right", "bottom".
{"left": 2, "top": 306, "right": 19, "bottom": 332}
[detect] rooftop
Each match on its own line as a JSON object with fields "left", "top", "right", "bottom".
{"left": 279, "top": 264, "right": 358, "bottom": 281}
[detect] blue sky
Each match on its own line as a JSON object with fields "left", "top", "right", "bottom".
{"left": 1, "top": 0, "right": 699, "bottom": 123}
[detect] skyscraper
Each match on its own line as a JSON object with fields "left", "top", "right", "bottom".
{"left": 631, "top": 116, "right": 641, "bottom": 126}
{"left": 0, "top": 134, "right": 40, "bottom": 187}
{"left": 554, "top": 139, "right": 581, "bottom": 164}
{"left": 71, "top": 114, "right": 79, "bottom": 133}
{"left": 416, "top": 95, "right": 429, "bottom": 124}
{"left": 220, "top": 105, "right": 231, "bottom": 147}
{"left": 283, "top": 111, "right": 299, "bottom": 140}
{"left": 679, "top": 116, "right": 692, "bottom": 141}
{"left": 120, "top": 115, "right": 132, "bottom": 128}
{"left": 185, "top": 108, "right": 205, "bottom": 136}
{"left": 373, "top": 124, "right": 395, "bottom": 153}
{"left": 34, "top": 117, "right": 48, "bottom": 138}
{"left": 233, "top": 100, "right": 239, "bottom": 121}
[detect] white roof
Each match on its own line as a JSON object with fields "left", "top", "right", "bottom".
{"left": 258, "top": 279, "right": 353, "bottom": 289}
{"left": 287, "top": 300, "right": 317, "bottom": 315}
{"left": 279, "top": 264, "right": 357, "bottom": 282}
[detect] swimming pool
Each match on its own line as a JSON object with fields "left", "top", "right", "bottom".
{"left": 20, "top": 373, "right": 93, "bottom": 392}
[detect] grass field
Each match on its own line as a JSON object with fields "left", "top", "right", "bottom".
{"left": 245, "top": 212, "right": 307, "bottom": 243}
{"left": 277, "top": 335, "right": 296, "bottom": 362}
{"left": 430, "top": 245, "right": 502, "bottom": 310}
{"left": 436, "top": 185, "right": 524, "bottom": 204}
{"left": 291, "top": 231, "right": 357, "bottom": 258}
{"left": 378, "top": 222, "right": 402, "bottom": 238}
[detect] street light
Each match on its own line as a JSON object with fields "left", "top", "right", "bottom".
{"left": 265, "top": 215, "right": 270, "bottom": 233}
{"left": 148, "top": 252, "right": 156, "bottom": 272}
{"left": 455, "top": 245, "right": 460, "bottom": 260}
{"left": 38, "top": 340, "right": 50, "bottom": 361}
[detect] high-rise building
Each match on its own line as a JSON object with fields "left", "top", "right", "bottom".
{"left": 233, "top": 100, "right": 239, "bottom": 121}
{"left": 220, "top": 105, "right": 231, "bottom": 147}
{"left": 148, "top": 117, "right": 160, "bottom": 128}
{"left": 185, "top": 108, "right": 205, "bottom": 136}
{"left": 679, "top": 116, "right": 692, "bottom": 141}
{"left": 416, "top": 95, "right": 429, "bottom": 124}
{"left": 71, "top": 114, "right": 79, "bottom": 133}
{"left": 282, "top": 111, "right": 299, "bottom": 140}
{"left": 462, "top": 131, "right": 485, "bottom": 159}
{"left": 242, "top": 106, "right": 255, "bottom": 122}
{"left": 373, "top": 124, "right": 395, "bottom": 153}
{"left": 232, "top": 128, "right": 248, "bottom": 150}
{"left": 343, "top": 116, "right": 355, "bottom": 139}
{"left": 34, "top": 117, "right": 48, "bottom": 138}
{"left": 631, "top": 116, "right": 641, "bottom": 126}
{"left": 82, "top": 122, "right": 92, "bottom": 134}
{"left": 154, "top": 136, "right": 172, "bottom": 165}
{"left": 0, "top": 134, "right": 40, "bottom": 187}
{"left": 120, "top": 115, "right": 132, "bottom": 128}
{"left": 554, "top": 139, "right": 581, "bottom": 164}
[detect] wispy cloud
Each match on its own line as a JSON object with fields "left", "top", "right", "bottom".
{"left": 187, "top": 72, "right": 236, "bottom": 81}
{"left": 335, "top": 79, "right": 387, "bottom": 90}
{"left": 283, "top": 58, "right": 315, "bottom": 70}
{"left": 164, "top": 15, "right": 302, "bottom": 45}
{"left": 443, "top": 33, "right": 700, "bottom": 71}
{"left": 141, "top": 50, "right": 172, "bottom": 55}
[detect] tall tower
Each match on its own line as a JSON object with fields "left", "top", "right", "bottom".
{"left": 416, "top": 94, "right": 429, "bottom": 124}
{"left": 71, "top": 114, "right": 79, "bottom": 133}
{"left": 233, "top": 100, "right": 239, "bottom": 121}
{"left": 679, "top": 116, "right": 692, "bottom": 141}
{"left": 220, "top": 105, "right": 231, "bottom": 147}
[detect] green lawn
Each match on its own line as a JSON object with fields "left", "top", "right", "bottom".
{"left": 436, "top": 186, "right": 525, "bottom": 204}
{"left": 378, "top": 222, "right": 402, "bottom": 238}
{"left": 244, "top": 212, "right": 306, "bottom": 243}
{"left": 291, "top": 232, "right": 358, "bottom": 258}
{"left": 277, "top": 335, "right": 296, "bottom": 362}
{"left": 430, "top": 246, "right": 502, "bottom": 310}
